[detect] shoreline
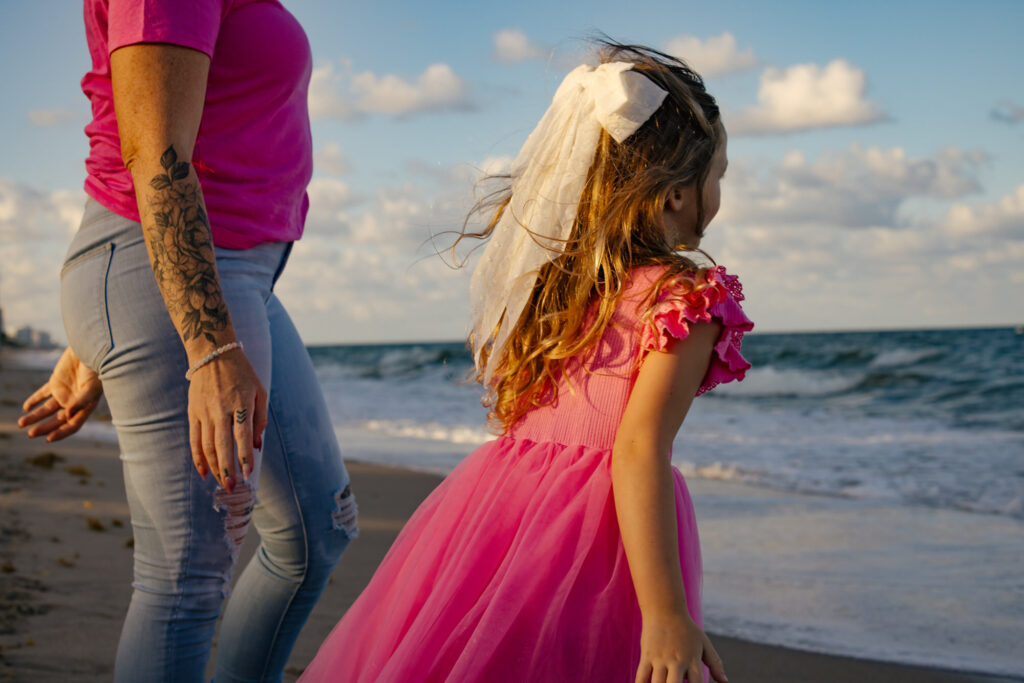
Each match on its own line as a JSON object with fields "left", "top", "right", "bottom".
{"left": 1, "top": 356, "right": 1021, "bottom": 681}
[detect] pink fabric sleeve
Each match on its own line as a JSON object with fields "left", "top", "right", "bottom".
{"left": 107, "top": 0, "right": 228, "bottom": 57}
{"left": 639, "top": 266, "right": 754, "bottom": 395}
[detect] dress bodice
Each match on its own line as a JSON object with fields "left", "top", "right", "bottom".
{"left": 509, "top": 265, "right": 753, "bottom": 450}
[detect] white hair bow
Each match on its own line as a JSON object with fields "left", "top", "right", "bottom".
{"left": 470, "top": 62, "right": 668, "bottom": 382}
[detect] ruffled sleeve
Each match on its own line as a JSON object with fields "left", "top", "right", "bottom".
{"left": 639, "top": 266, "right": 754, "bottom": 395}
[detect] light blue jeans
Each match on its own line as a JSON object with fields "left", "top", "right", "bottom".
{"left": 61, "top": 198, "right": 356, "bottom": 682}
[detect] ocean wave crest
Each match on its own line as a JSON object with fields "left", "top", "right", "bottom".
{"left": 714, "top": 367, "right": 860, "bottom": 398}
{"left": 869, "top": 347, "right": 942, "bottom": 368}
{"left": 359, "top": 419, "right": 494, "bottom": 445}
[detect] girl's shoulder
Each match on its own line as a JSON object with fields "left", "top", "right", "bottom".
{"left": 626, "top": 263, "right": 754, "bottom": 395}
{"left": 623, "top": 263, "right": 746, "bottom": 307}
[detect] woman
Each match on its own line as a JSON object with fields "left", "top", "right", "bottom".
{"left": 18, "top": 1, "right": 355, "bottom": 680}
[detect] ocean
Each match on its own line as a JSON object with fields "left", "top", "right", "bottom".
{"left": 311, "top": 327, "right": 1024, "bottom": 520}
{"left": 309, "top": 327, "right": 1024, "bottom": 677}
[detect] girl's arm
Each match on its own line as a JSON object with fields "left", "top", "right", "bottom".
{"left": 612, "top": 320, "right": 728, "bottom": 683}
{"left": 110, "top": 44, "right": 267, "bottom": 488}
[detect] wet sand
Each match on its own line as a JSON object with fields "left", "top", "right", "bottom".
{"left": 1, "top": 353, "right": 1020, "bottom": 682}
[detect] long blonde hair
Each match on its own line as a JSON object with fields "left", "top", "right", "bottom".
{"left": 459, "top": 42, "right": 725, "bottom": 433}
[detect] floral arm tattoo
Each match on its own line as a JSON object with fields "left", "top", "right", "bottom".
{"left": 144, "top": 146, "right": 229, "bottom": 345}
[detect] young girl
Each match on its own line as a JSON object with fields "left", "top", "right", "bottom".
{"left": 301, "top": 43, "right": 751, "bottom": 683}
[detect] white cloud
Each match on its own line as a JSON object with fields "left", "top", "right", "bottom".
{"left": 0, "top": 179, "right": 85, "bottom": 242}
{"left": 305, "top": 177, "right": 361, "bottom": 237}
{"left": 309, "top": 60, "right": 356, "bottom": 120}
{"left": 944, "top": 184, "right": 1024, "bottom": 238}
{"left": 728, "top": 59, "right": 885, "bottom": 135}
{"left": 477, "top": 155, "right": 513, "bottom": 177}
{"left": 274, "top": 160, "right": 497, "bottom": 343}
{"left": 27, "top": 107, "right": 81, "bottom": 127}
{"left": 664, "top": 32, "right": 757, "bottom": 77}
{"left": 286, "top": 146, "right": 1017, "bottom": 341}
{"left": 314, "top": 142, "right": 350, "bottom": 176}
{"left": 718, "top": 145, "right": 985, "bottom": 229}
{"left": 309, "top": 60, "right": 470, "bottom": 121}
{"left": 0, "top": 179, "right": 86, "bottom": 342}
{"left": 700, "top": 149, "right": 1021, "bottom": 332}
{"left": 493, "top": 29, "right": 547, "bottom": 64}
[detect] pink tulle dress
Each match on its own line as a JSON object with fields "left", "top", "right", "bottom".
{"left": 300, "top": 265, "right": 753, "bottom": 682}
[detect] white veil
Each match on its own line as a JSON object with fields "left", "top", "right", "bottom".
{"left": 469, "top": 62, "right": 668, "bottom": 382}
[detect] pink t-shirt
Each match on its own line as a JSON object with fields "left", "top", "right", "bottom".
{"left": 81, "top": 0, "right": 313, "bottom": 249}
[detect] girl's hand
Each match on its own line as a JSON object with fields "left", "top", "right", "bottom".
{"left": 187, "top": 349, "right": 267, "bottom": 491}
{"left": 18, "top": 346, "right": 104, "bottom": 442}
{"left": 635, "top": 612, "right": 727, "bottom": 683}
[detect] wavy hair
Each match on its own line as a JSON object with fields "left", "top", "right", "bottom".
{"left": 458, "top": 41, "right": 725, "bottom": 433}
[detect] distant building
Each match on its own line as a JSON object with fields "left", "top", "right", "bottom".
{"left": 33, "top": 330, "right": 52, "bottom": 348}
{"left": 13, "top": 326, "right": 56, "bottom": 349}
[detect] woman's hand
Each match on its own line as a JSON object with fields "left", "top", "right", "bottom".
{"left": 18, "top": 346, "right": 104, "bottom": 442}
{"left": 187, "top": 349, "right": 267, "bottom": 491}
{"left": 635, "top": 612, "right": 727, "bottom": 683}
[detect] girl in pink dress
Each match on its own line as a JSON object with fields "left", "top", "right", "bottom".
{"left": 302, "top": 42, "right": 751, "bottom": 683}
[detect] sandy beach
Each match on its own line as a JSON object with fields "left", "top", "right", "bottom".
{"left": 1, "top": 352, "right": 1021, "bottom": 682}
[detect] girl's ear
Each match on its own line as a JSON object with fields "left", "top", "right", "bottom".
{"left": 665, "top": 184, "right": 688, "bottom": 213}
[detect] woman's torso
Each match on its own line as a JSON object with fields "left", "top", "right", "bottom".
{"left": 81, "top": 0, "right": 313, "bottom": 249}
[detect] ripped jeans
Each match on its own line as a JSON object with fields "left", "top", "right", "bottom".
{"left": 61, "top": 199, "right": 356, "bottom": 682}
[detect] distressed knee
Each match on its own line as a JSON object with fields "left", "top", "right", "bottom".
{"left": 331, "top": 485, "right": 358, "bottom": 540}
{"left": 212, "top": 482, "right": 256, "bottom": 596}
{"left": 257, "top": 486, "right": 356, "bottom": 583}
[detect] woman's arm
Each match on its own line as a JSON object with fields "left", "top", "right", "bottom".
{"left": 612, "top": 320, "right": 728, "bottom": 683}
{"left": 110, "top": 44, "right": 267, "bottom": 489}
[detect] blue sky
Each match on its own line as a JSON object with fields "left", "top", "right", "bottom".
{"left": 2, "top": 0, "right": 1022, "bottom": 343}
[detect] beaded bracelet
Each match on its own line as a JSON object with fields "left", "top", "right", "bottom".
{"left": 185, "top": 341, "right": 244, "bottom": 380}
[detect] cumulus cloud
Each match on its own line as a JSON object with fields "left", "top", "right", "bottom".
{"left": 493, "top": 29, "right": 548, "bottom": 64}
{"left": 309, "top": 60, "right": 471, "bottom": 121}
{"left": 990, "top": 100, "right": 1024, "bottom": 125}
{"left": 277, "top": 165, "right": 481, "bottom": 342}
{"left": 0, "top": 179, "right": 86, "bottom": 342}
{"left": 944, "top": 184, "right": 1024, "bottom": 238}
{"left": 477, "top": 155, "right": 513, "bottom": 176}
{"left": 728, "top": 59, "right": 885, "bottom": 135}
{"left": 700, "top": 149, "right": 1021, "bottom": 331}
{"left": 286, "top": 145, "right": 1018, "bottom": 341}
{"left": 314, "top": 142, "right": 351, "bottom": 176}
{"left": 664, "top": 32, "right": 757, "bottom": 77}
{"left": 0, "top": 179, "right": 85, "bottom": 242}
{"left": 27, "top": 108, "right": 81, "bottom": 127}
{"left": 305, "top": 177, "right": 362, "bottom": 237}
{"left": 718, "top": 145, "right": 986, "bottom": 229}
